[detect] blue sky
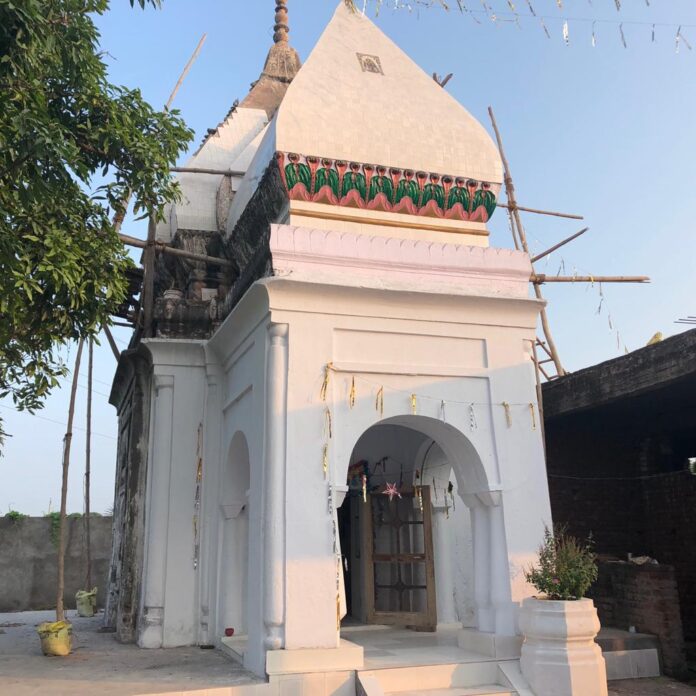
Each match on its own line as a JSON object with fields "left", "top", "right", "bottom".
{"left": 2, "top": 0, "right": 695, "bottom": 515}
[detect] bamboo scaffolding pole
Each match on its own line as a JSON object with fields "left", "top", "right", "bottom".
{"left": 102, "top": 324, "right": 121, "bottom": 361}
{"left": 84, "top": 340, "right": 93, "bottom": 591}
{"left": 497, "top": 202, "right": 584, "bottom": 221}
{"left": 532, "top": 340, "right": 546, "bottom": 451}
{"left": 165, "top": 34, "right": 207, "bottom": 111}
{"left": 56, "top": 339, "right": 84, "bottom": 623}
{"left": 488, "top": 106, "right": 566, "bottom": 377}
{"left": 118, "top": 232, "right": 233, "bottom": 268}
{"left": 533, "top": 275, "right": 650, "bottom": 284}
{"left": 531, "top": 228, "right": 589, "bottom": 264}
{"left": 170, "top": 166, "right": 245, "bottom": 176}
{"left": 141, "top": 217, "right": 158, "bottom": 338}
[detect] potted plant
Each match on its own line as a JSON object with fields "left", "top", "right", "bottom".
{"left": 519, "top": 526, "right": 607, "bottom": 696}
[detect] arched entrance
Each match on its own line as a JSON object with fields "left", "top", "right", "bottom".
{"left": 217, "top": 431, "right": 251, "bottom": 637}
{"left": 338, "top": 416, "right": 513, "bottom": 636}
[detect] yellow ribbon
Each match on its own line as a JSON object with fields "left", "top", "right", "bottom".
{"left": 320, "top": 362, "right": 333, "bottom": 402}
{"left": 502, "top": 401, "right": 512, "bottom": 427}
{"left": 323, "top": 444, "right": 328, "bottom": 479}
{"left": 411, "top": 393, "right": 417, "bottom": 415}
{"left": 529, "top": 403, "right": 537, "bottom": 430}
{"left": 349, "top": 376, "right": 356, "bottom": 409}
{"left": 324, "top": 407, "right": 333, "bottom": 440}
{"left": 375, "top": 386, "right": 384, "bottom": 416}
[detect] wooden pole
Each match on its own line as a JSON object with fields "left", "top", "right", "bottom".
{"left": 532, "top": 340, "right": 547, "bottom": 453}
{"left": 56, "top": 339, "right": 84, "bottom": 622}
{"left": 118, "top": 232, "right": 233, "bottom": 268}
{"left": 533, "top": 275, "right": 650, "bottom": 284}
{"left": 165, "top": 34, "right": 207, "bottom": 110}
{"left": 488, "top": 106, "right": 566, "bottom": 376}
{"left": 84, "top": 340, "right": 93, "bottom": 590}
{"left": 141, "top": 215, "right": 157, "bottom": 338}
{"left": 496, "top": 202, "right": 584, "bottom": 221}
{"left": 531, "top": 228, "right": 589, "bottom": 264}
{"left": 170, "top": 166, "right": 245, "bottom": 177}
{"left": 102, "top": 324, "right": 121, "bottom": 361}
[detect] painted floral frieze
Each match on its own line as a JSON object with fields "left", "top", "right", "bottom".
{"left": 276, "top": 152, "right": 500, "bottom": 223}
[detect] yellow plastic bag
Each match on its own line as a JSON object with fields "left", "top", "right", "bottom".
{"left": 37, "top": 621, "right": 72, "bottom": 656}
{"left": 75, "top": 587, "right": 97, "bottom": 617}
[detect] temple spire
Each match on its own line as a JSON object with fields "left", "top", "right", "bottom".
{"left": 273, "top": 0, "right": 290, "bottom": 44}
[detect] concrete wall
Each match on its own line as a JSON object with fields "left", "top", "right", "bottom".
{"left": 0, "top": 515, "right": 112, "bottom": 612}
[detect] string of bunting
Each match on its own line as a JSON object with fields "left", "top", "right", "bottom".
{"left": 354, "top": 0, "right": 694, "bottom": 52}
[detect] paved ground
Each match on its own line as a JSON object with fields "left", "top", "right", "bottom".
{"left": 0, "top": 610, "right": 260, "bottom": 696}
{"left": 609, "top": 678, "right": 696, "bottom": 695}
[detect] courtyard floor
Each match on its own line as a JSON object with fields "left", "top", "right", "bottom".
{"left": 1, "top": 610, "right": 695, "bottom": 695}
{"left": 0, "top": 610, "right": 260, "bottom": 696}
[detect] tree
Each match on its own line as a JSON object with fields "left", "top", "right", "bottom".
{"left": 0, "top": 0, "right": 193, "bottom": 447}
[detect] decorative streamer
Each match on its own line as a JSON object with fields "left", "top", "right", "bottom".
{"left": 327, "top": 486, "right": 342, "bottom": 632}
{"left": 677, "top": 26, "right": 692, "bottom": 51}
{"left": 563, "top": 20, "right": 569, "bottom": 45}
{"left": 444, "top": 490, "right": 450, "bottom": 519}
{"left": 320, "top": 362, "right": 332, "bottom": 402}
{"left": 324, "top": 407, "right": 333, "bottom": 440}
{"left": 416, "top": 485, "right": 424, "bottom": 513}
{"left": 349, "top": 376, "right": 356, "bottom": 409}
{"left": 448, "top": 481, "right": 456, "bottom": 511}
{"left": 652, "top": 24, "right": 655, "bottom": 43}
{"left": 375, "top": 386, "right": 384, "bottom": 416}
{"left": 529, "top": 403, "right": 537, "bottom": 430}
{"left": 619, "top": 23, "right": 627, "bottom": 48}
{"left": 525, "top": 0, "right": 536, "bottom": 16}
{"left": 433, "top": 478, "right": 438, "bottom": 501}
{"left": 614, "top": 0, "right": 621, "bottom": 10}
{"left": 591, "top": 21, "right": 597, "bottom": 47}
{"left": 540, "top": 19, "right": 551, "bottom": 39}
{"left": 440, "top": 400, "right": 447, "bottom": 423}
{"left": 411, "top": 393, "right": 417, "bottom": 415}
{"left": 556, "top": 0, "right": 562, "bottom": 8}
{"left": 361, "top": 473, "right": 367, "bottom": 503}
{"left": 469, "top": 404, "right": 478, "bottom": 430}
{"left": 502, "top": 401, "right": 512, "bottom": 428}
{"left": 507, "top": 0, "right": 516, "bottom": 11}
{"left": 323, "top": 444, "right": 329, "bottom": 479}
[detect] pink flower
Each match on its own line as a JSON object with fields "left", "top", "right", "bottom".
{"left": 552, "top": 578, "right": 560, "bottom": 584}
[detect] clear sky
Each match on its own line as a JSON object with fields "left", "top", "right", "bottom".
{"left": 2, "top": 0, "right": 695, "bottom": 515}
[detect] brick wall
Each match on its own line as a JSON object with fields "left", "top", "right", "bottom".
{"left": 589, "top": 560, "right": 687, "bottom": 678}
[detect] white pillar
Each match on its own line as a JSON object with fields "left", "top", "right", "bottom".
{"left": 263, "top": 324, "right": 289, "bottom": 650}
{"left": 139, "top": 374, "right": 174, "bottom": 649}
{"left": 432, "top": 504, "right": 458, "bottom": 626}
{"left": 463, "top": 493, "right": 493, "bottom": 633}
{"left": 486, "top": 494, "right": 516, "bottom": 636}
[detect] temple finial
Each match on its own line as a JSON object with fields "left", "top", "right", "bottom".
{"left": 273, "top": 0, "right": 289, "bottom": 44}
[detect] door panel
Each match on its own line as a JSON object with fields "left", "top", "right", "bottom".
{"left": 362, "top": 486, "right": 436, "bottom": 630}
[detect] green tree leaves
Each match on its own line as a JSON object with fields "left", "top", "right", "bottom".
{"left": 0, "top": 0, "right": 193, "bottom": 447}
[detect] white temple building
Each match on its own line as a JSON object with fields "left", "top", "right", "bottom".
{"left": 107, "top": 3, "right": 563, "bottom": 694}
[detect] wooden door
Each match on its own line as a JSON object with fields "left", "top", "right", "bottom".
{"left": 361, "top": 486, "right": 437, "bottom": 630}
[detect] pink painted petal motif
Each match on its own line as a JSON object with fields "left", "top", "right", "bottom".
{"left": 382, "top": 482, "right": 402, "bottom": 500}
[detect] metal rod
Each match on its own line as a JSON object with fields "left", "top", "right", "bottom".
{"left": 531, "top": 228, "right": 589, "bottom": 264}
{"left": 497, "top": 202, "right": 584, "bottom": 220}
{"left": 533, "top": 275, "right": 650, "bottom": 284}
{"left": 84, "top": 340, "right": 93, "bottom": 591}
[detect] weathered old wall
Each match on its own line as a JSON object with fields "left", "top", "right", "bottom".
{"left": 0, "top": 515, "right": 112, "bottom": 612}
{"left": 589, "top": 560, "right": 687, "bottom": 678}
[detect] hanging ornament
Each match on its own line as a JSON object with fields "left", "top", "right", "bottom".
{"left": 562, "top": 20, "right": 569, "bottom": 45}
{"left": 349, "top": 376, "right": 356, "bottom": 409}
{"left": 469, "top": 404, "right": 478, "bottom": 430}
{"left": 324, "top": 407, "right": 333, "bottom": 439}
{"left": 502, "top": 401, "right": 513, "bottom": 428}
{"left": 619, "top": 23, "right": 627, "bottom": 48}
{"left": 525, "top": 0, "right": 536, "bottom": 16}
{"left": 411, "top": 393, "right": 417, "bottom": 415}
{"left": 444, "top": 490, "right": 450, "bottom": 519}
{"left": 614, "top": 0, "right": 621, "bottom": 10}
{"left": 539, "top": 18, "right": 551, "bottom": 39}
{"left": 529, "top": 403, "right": 537, "bottom": 430}
{"left": 323, "top": 444, "right": 329, "bottom": 479}
{"left": 448, "top": 481, "right": 456, "bottom": 511}
{"left": 382, "top": 482, "right": 402, "bottom": 501}
{"left": 591, "top": 21, "right": 597, "bottom": 47}
{"left": 507, "top": 0, "right": 516, "bottom": 11}
{"left": 361, "top": 473, "right": 367, "bottom": 503}
{"left": 375, "top": 386, "right": 384, "bottom": 416}
{"left": 556, "top": 0, "right": 562, "bottom": 8}
{"left": 440, "top": 400, "right": 447, "bottom": 423}
{"left": 320, "top": 362, "right": 333, "bottom": 402}
{"left": 651, "top": 24, "right": 656, "bottom": 43}
{"left": 416, "top": 485, "right": 424, "bottom": 513}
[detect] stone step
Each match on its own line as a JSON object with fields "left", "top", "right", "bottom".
{"left": 358, "top": 661, "right": 514, "bottom": 695}
{"left": 387, "top": 686, "right": 515, "bottom": 696}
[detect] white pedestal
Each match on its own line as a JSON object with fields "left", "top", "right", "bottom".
{"left": 520, "top": 597, "right": 608, "bottom": 696}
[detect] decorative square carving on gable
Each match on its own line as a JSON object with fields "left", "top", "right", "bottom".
{"left": 357, "top": 53, "right": 384, "bottom": 75}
